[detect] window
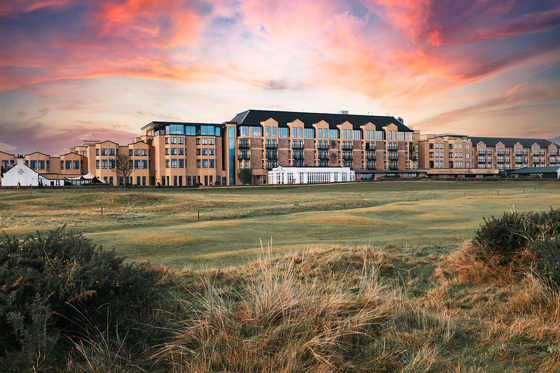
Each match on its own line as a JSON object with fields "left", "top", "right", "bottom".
{"left": 96, "top": 160, "right": 99, "bottom": 169}
{"left": 96, "top": 149, "right": 99, "bottom": 156}
{"left": 304, "top": 128, "right": 314, "bottom": 138}
{"left": 178, "top": 159, "right": 184, "bottom": 168}
{"left": 178, "top": 137, "right": 184, "bottom": 144}
{"left": 196, "top": 138, "right": 200, "bottom": 145}
{"left": 165, "top": 160, "right": 170, "bottom": 168}
{"left": 171, "top": 137, "right": 177, "bottom": 144}
{"left": 209, "top": 138, "right": 215, "bottom": 145}
{"left": 108, "top": 160, "right": 114, "bottom": 169}
{"left": 329, "top": 129, "right": 338, "bottom": 139}
{"left": 171, "top": 159, "right": 177, "bottom": 168}
{"left": 165, "top": 137, "right": 169, "bottom": 144}
{"left": 240, "top": 126, "right": 250, "bottom": 137}
{"left": 375, "top": 131, "right": 383, "bottom": 140}
{"left": 178, "top": 148, "right": 184, "bottom": 155}
{"left": 209, "top": 149, "right": 215, "bottom": 155}
{"left": 202, "top": 138, "right": 208, "bottom": 145}
{"left": 209, "top": 159, "right": 215, "bottom": 168}
{"left": 101, "top": 148, "right": 107, "bottom": 156}
{"left": 29, "top": 160, "right": 37, "bottom": 169}
{"left": 252, "top": 127, "right": 262, "bottom": 137}
{"left": 134, "top": 160, "right": 140, "bottom": 169}
{"left": 353, "top": 130, "right": 361, "bottom": 140}
{"left": 185, "top": 126, "right": 196, "bottom": 136}
{"left": 101, "top": 160, "right": 108, "bottom": 169}
{"left": 142, "top": 149, "right": 148, "bottom": 156}
{"left": 165, "top": 148, "right": 170, "bottom": 155}
{"left": 203, "top": 160, "right": 208, "bottom": 168}
{"left": 171, "top": 148, "right": 177, "bottom": 155}
{"left": 196, "top": 149, "right": 201, "bottom": 155}
{"left": 279, "top": 127, "right": 289, "bottom": 138}
{"left": 202, "top": 149, "right": 208, "bottom": 155}
{"left": 142, "top": 160, "right": 148, "bottom": 169}
{"left": 197, "top": 160, "right": 201, "bottom": 168}
{"left": 109, "top": 148, "right": 115, "bottom": 156}
{"left": 134, "top": 149, "right": 140, "bottom": 156}
{"left": 170, "top": 124, "right": 185, "bottom": 135}
{"left": 398, "top": 132, "right": 404, "bottom": 141}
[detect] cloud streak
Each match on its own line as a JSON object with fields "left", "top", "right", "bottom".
{"left": 1, "top": 0, "right": 559, "bottom": 155}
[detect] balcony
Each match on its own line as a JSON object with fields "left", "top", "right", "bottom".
{"left": 293, "top": 153, "right": 304, "bottom": 160}
{"left": 318, "top": 152, "right": 329, "bottom": 160}
{"left": 365, "top": 153, "right": 375, "bottom": 160}
{"left": 317, "top": 143, "right": 329, "bottom": 150}
{"left": 265, "top": 141, "right": 277, "bottom": 149}
{"left": 238, "top": 154, "right": 250, "bottom": 160}
{"left": 341, "top": 144, "right": 353, "bottom": 150}
{"left": 266, "top": 154, "right": 278, "bottom": 160}
{"left": 291, "top": 141, "right": 304, "bottom": 149}
{"left": 342, "top": 152, "right": 353, "bottom": 160}
{"left": 388, "top": 155, "right": 399, "bottom": 161}
{"left": 239, "top": 140, "right": 250, "bottom": 148}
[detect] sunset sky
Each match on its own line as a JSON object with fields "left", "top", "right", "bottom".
{"left": 1, "top": 0, "right": 559, "bottom": 156}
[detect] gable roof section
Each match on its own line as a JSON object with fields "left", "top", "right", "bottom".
{"left": 229, "top": 110, "right": 413, "bottom": 132}
{"left": 470, "top": 137, "right": 554, "bottom": 148}
{"left": 509, "top": 166, "right": 560, "bottom": 174}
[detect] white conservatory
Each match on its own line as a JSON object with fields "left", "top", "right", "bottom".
{"left": 268, "top": 166, "right": 355, "bottom": 185}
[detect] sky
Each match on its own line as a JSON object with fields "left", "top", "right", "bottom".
{"left": 1, "top": 0, "right": 559, "bottom": 156}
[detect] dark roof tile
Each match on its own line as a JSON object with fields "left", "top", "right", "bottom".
{"left": 470, "top": 137, "right": 554, "bottom": 148}
{"left": 229, "top": 109, "right": 413, "bottom": 132}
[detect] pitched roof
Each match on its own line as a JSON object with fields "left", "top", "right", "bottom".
{"left": 508, "top": 166, "right": 560, "bottom": 174}
{"left": 470, "top": 137, "right": 554, "bottom": 148}
{"left": 229, "top": 109, "right": 413, "bottom": 132}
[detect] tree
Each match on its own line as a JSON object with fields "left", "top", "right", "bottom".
{"left": 114, "top": 152, "right": 133, "bottom": 187}
{"left": 238, "top": 168, "right": 252, "bottom": 185}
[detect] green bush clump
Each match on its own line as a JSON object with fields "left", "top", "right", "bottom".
{"left": 531, "top": 238, "right": 560, "bottom": 291}
{"left": 473, "top": 208, "right": 560, "bottom": 262}
{"left": 0, "top": 227, "right": 162, "bottom": 371}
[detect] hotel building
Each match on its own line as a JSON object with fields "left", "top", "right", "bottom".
{"left": 1, "top": 109, "right": 558, "bottom": 186}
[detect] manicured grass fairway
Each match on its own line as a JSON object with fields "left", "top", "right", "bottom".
{"left": 1, "top": 180, "right": 559, "bottom": 268}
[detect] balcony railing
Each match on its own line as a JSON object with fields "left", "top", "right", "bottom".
{"left": 341, "top": 144, "right": 352, "bottom": 150}
{"left": 239, "top": 140, "right": 250, "bottom": 148}
{"left": 265, "top": 141, "right": 277, "bottom": 149}
{"left": 292, "top": 141, "right": 304, "bottom": 149}
{"left": 238, "top": 154, "right": 250, "bottom": 160}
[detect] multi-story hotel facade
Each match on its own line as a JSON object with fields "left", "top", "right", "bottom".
{"left": 1, "top": 109, "right": 558, "bottom": 186}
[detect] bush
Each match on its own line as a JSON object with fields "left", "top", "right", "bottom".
{"left": 473, "top": 208, "right": 560, "bottom": 263}
{"left": 0, "top": 227, "right": 162, "bottom": 371}
{"left": 531, "top": 238, "right": 560, "bottom": 291}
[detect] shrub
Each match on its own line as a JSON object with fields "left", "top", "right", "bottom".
{"left": 0, "top": 227, "right": 162, "bottom": 371}
{"left": 531, "top": 238, "right": 560, "bottom": 291}
{"left": 473, "top": 208, "right": 560, "bottom": 263}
